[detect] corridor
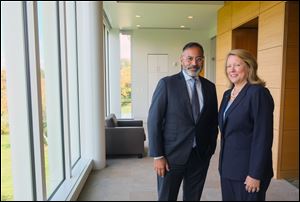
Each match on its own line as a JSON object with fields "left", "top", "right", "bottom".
{"left": 78, "top": 142, "right": 299, "bottom": 201}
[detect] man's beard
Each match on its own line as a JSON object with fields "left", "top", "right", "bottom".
{"left": 183, "top": 65, "right": 202, "bottom": 77}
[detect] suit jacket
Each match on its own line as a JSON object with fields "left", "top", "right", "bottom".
{"left": 147, "top": 71, "right": 218, "bottom": 165}
{"left": 218, "top": 83, "right": 274, "bottom": 181}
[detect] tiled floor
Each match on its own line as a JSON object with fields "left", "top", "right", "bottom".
{"left": 286, "top": 177, "right": 299, "bottom": 189}
{"left": 78, "top": 143, "right": 299, "bottom": 201}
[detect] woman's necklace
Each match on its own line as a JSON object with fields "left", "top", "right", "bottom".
{"left": 230, "top": 88, "right": 239, "bottom": 99}
{"left": 230, "top": 82, "right": 247, "bottom": 100}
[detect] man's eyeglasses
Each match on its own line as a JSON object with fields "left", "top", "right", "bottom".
{"left": 183, "top": 56, "right": 204, "bottom": 63}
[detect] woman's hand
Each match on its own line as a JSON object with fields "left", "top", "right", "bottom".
{"left": 244, "top": 176, "right": 260, "bottom": 193}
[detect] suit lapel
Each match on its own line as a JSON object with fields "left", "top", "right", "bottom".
{"left": 223, "top": 83, "right": 250, "bottom": 123}
{"left": 219, "top": 90, "right": 231, "bottom": 133}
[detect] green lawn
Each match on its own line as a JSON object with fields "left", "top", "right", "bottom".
{"left": 1, "top": 135, "right": 13, "bottom": 201}
{"left": 1, "top": 132, "right": 52, "bottom": 200}
{"left": 121, "top": 103, "right": 132, "bottom": 118}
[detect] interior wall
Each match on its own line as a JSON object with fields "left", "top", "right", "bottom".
{"left": 280, "top": 1, "right": 299, "bottom": 179}
{"left": 108, "top": 29, "right": 121, "bottom": 118}
{"left": 131, "top": 29, "right": 213, "bottom": 123}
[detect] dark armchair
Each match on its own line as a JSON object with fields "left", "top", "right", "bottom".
{"left": 105, "top": 114, "right": 146, "bottom": 158}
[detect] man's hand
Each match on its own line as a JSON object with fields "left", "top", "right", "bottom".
{"left": 244, "top": 176, "right": 260, "bottom": 193}
{"left": 154, "top": 157, "right": 170, "bottom": 177}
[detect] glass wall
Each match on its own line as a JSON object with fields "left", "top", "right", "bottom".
{"left": 1, "top": 27, "right": 14, "bottom": 201}
{"left": 104, "top": 25, "right": 110, "bottom": 117}
{"left": 1, "top": 1, "right": 97, "bottom": 200}
{"left": 119, "top": 33, "right": 132, "bottom": 118}
{"left": 65, "top": 2, "right": 81, "bottom": 169}
{"left": 37, "top": 2, "right": 65, "bottom": 198}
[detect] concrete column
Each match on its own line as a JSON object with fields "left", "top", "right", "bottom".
{"left": 77, "top": 1, "right": 106, "bottom": 169}
{"left": 108, "top": 29, "right": 121, "bottom": 117}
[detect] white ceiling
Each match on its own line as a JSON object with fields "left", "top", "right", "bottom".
{"left": 103, "top": 1, "right": 224, "bottom": 31}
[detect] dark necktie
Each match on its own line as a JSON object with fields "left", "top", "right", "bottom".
{"left": 192, "top": 78, "right": 200, "bottom": 123}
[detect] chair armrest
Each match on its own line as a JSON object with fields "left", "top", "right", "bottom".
{"left": 117, "top": 120, "right": 143, "bottom": 127}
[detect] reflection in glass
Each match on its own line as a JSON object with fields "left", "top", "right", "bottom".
{"left": 66, "top": 2, "right": 81, "bottom": 168}
{"left": 37, "top": 2, "right": 64, "bottom": 198}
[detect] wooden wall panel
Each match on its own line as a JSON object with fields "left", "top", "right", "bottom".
{"left": 272, "top": 129, "right": 280, "bottom": 177}
{"left": 268, "top": 88, "right": 281, "bottom": 107}
{"left": 231, "top": 1, "right": 259, "bottom": 29}
{"left": 215, "top": 59, "right": 228, "bottom": 86}
{"left": 260, "top": 1, "right": 282, "bottom": 13}
{"left": 282, "top": 131, "right": 299, "bottom": 152}
{"left": 268, "top": 88, "right": 281, "bottom": 130}
{"left": 283, "top": 89, "right": 299, "bottom": 130}
{"left": 217, "top": 3, "right": 232, "bottom": 35}
{"left": 257, "top": 47, "right": 283, "bottom": 88}
{"left": 280, "top": 170, "right": 299, "bottom": 179}
{"left": 280, "top": 1, "right": 299, "bottom": 179}
{"left": 216, "top": 85, "right": 228, "bottom": 108}
{"left": 258, "top": 2, "right": 285, "bottom": 50}
{"left": 232, "top": 28, "right": 258, "bottom": 57}
{"left": 287, "top": 21, "right": 299, "bottom": 47}
{"left": 216, "top": 31, "right": 232, "bottom": 60}
{"left": 274, "top": 104, "right": 281, "bottom": 131}
{"left": 281, "top": 131, "right": 299, "bottom": 169}
{"left": 285, "top": 47, "right": 299, "bottom": 89}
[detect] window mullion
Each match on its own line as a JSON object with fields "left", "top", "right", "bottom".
{"left": 2, "top": 2, "right": 35, "bottom": 200}
{"left": 58, "top": 1, "right": 72, "bottom": 180}
{"left": 25, "top": 1, "right": 47, "bottom": 200}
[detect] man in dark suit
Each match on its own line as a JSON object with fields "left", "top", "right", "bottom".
{"left": 147, "top": 42, "right": 218, "bottom": 201}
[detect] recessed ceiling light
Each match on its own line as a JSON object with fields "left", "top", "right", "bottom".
{"left": 136, "top": 25, "right": 141, "bottom": 27}
{"left": 188, "top": 16, "right": 193, "bottom": 19}
{"left": 136, "top": 15, "right": 141, "bottom": 18}
{"left": 180, "top": 25, "right": 185, "bottom": 28}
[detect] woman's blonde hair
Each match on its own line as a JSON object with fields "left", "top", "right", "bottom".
{"left": 225, "top": 49, "right": 265, "bottom": 87}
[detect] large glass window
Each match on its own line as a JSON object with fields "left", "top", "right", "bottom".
{"left": 37, "top": 2, "right": 64, "bottom": 198}
{"left": 65, "top": 2, "right": 81, "bottom": 168}
{"left": 1, "top": 41, "right": 14, "bottom": 201}
{"left": 2, "top": 2, "right": 99, "bottom": 200}
{"left": 120, "top": 33, "right": 132, "bottom": 118}
{"left": 104, "top": 25, "right": 110, "bottom": 117}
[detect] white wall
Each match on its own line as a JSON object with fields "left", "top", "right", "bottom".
{"left": 131, "top": 29, "right": 214, "bottom": 123}
{"left": 77, "top": 1, "right": 105, "bottom": 170}
{"left": 108, "top": 29, "right": 121, "bottom": 117}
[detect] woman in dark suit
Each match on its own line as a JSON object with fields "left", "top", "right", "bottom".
{"left": 218, "top": 49, "right": 274, "bottom": 201}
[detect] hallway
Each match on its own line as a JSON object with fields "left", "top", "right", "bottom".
{"left": 78, "top": 142, "right": 299, "bottom": 201}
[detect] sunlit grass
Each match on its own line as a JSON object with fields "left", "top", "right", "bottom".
{"left": 121, "top": 102, "right": 131, "bottom": 118}
{"left": 0, "top": 134, "right": 50, "bottom": 200}
{"left": 44, "top": 143, "right": 50, "bottom": 198}
{"left": 1, "top": 135, "right": 13, "bottom": 201}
